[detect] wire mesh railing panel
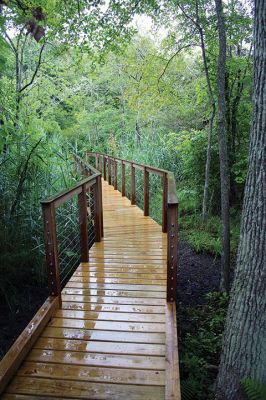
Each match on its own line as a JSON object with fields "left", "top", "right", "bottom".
{"left": 135, "top": 168, "right": 144, "bottom": 211}
{"left": 111, "top": 160, "right": 115, "bottom": 187}
{"left": 87, "top": 187, "right": 95, "bottom": 248}
{"left": 56, "top": 197, "right": 80, "bottom": 287}
{"left": 149, "top": 173, "right": 163, "bottom": 225}
{"left": 106, "top": 158, "right": 112, "bottom": 185}
{"left": 116, "top": 161, "right": 122, "bottom": 193}
{"left": 125, "top": 164, "right": 131, "bottom": 199}
{"left": 85, "top": 154, "right": 96, "bottom": 168}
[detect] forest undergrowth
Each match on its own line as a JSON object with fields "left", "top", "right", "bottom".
{"left": 1, "top": 1, "right": 263, "bottom": 398}
{"left": 177, "top": 240, "right": 228, "bottom": 399}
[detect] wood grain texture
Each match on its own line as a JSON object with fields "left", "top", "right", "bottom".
{"left": 0, "top": 297, "right": 59, "bottom": 395}
{"left": 1, "top": 179, "right": 180, "bottom": 399}
{"left": 165, "top": 303, "right": 181, "bottom": 400}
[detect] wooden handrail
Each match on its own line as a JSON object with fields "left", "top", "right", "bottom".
{"left": 85, "top": 151, "right": 178, "bottom": 303}
{"left": 86, "top": 151, "right": 178, "bottom": 205}
{"left": 41, "top": 160, "right": 103, "bottom": 304}
{"left": 41, "top": 175, "right": 99, "bottom": 208}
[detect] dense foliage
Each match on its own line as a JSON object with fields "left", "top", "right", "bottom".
{"left": 0, "top": 0, "right": 258, "bottom": 398}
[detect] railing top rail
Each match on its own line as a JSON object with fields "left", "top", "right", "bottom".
{"left": 86, "top": 151, "right": 178, "bottom": 205}
{"left": 87, "top": 151, "right": 169, "bottom": 174}
{"left": 74, "top": 153, "right": 99, "bottom": 176}
{"left": 41, "top": 172, "right": 100, "bottom": 208}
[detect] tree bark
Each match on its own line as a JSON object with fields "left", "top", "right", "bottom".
{"left": 176, "top": 0, "right": 216, "bottom": 222}
{"left": 215, "top": 0, "right": 266, "bottom": 397}
{"left": 198, "top": 23, "right": 216, "bottom": 222}
{"left": 215, "top": 0, "right": 230, "bottom": 292}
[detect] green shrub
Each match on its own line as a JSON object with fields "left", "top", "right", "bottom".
{"left": 241, "top": 379, "right": 266, "bottom": 400}
{"left": 179, "top": 292, "right": 229, "bottom": 399}
{"left": 187, "top": 230, "right": 221, "bottom": 256}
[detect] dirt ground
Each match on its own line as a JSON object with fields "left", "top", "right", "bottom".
{"left": 177, "top": 240, "right": 221, "bottom": 306}
{"left": 0, "top": 286, "right": 47, "bottom": 359}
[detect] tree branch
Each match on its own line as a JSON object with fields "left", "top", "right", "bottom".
{"left": 10, "top": 138, "right": 42, "bottom": 217}
{"left": 2, "top": 30, "right": 17, "bottom": 54}
{"left": 19, "top": 41, "right": 46, "bottom": 93}
{"left": 157, "top": 43, "right": 196, "bottom": 90}
{"left": 177, "top": 2, "right": 200, "bottom": 29}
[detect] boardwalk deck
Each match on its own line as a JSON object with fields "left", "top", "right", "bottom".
{"left": 1, "top": 180, "right": 180, "bottom": 399}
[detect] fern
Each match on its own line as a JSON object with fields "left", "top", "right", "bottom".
{"left": 181, "top": 380, "right": 196, "bottom": 400}
{"left": 241, "top": 378, "right": 266, "bottom": 400}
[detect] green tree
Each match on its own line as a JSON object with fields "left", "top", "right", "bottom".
{"left": 215, "top": 0, "right": 266, "bottom": 396}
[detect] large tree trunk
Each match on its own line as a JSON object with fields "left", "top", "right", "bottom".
{"left": 215, "top": 0, "right": 266, "bottom": 398}
{"left": 215, "top": 0, "right": 230, "bottom": 292}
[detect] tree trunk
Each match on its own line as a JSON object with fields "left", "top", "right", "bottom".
{"left": 202, "top": 106, "right": 215, "bottom": 221}
{"left": 198, "top": 26, "right": 216, "bottom": 222}
{"left": 135, "top": 113, "right": 141, "bottom": 145}
{"left": 215, "top": 0, "right": 230, "bottom": 292}
{"left": 215, "top": 0, "right": 266, "bottom": 397}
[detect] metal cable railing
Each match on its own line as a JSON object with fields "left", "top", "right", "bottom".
{"left": 149, "top": 173, "right": 163, "bottom": 224}
{"left": 135, "top": 167, "right": 144, "bottom": 210}
{"left": 86, "top": 187, "right": 95, "bottom": 248}
{"left": 41, "top": 157, "right": 103, "bottom": 305}
{"left": 55, "top": 197, "right": 80, "bottom": 287}
{"left": 86, "top": 151, "right": 178, "bottom": 303}
{"left": 125, "top": 163, "right": 131, "bottom": 199}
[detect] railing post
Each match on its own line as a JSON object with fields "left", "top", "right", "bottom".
{"left": 131, "top": 163, "right": 136, "bottom": 205}
{"left": 121, "top": 161, "right": 125, "bottom": 196}
{"left": 96, "top": 154, "right": 99, "bottom": 170}
{"left": 100, "top": 155, "right": 103, "bottom": 175}
{"left": 78, "top": 184, "right": 89, "bottom": 262}
{"left": 108, "top": 157, "right": 111, "bottom": 185}
{"left": 99, "top": 175, "right": 104, "bottom": 237}
{"left": 167, "top": 203, "right": 178, "bottom": 302}
{"left": 82, "top": 160, "right": 88, "bottom": 177}
{"left": 144, "top": 167, "right": 149, "bottom": 216}
{"left": 103, "top": 157, "right": 107, "bottom": 181}
{"left": 94, "top": 175, "right": 102, "bottom": 242}
{"left": 42, "top": 202, "right": 61, "bottom": 306}
{"left": 114, "top": 160, "right": 117, "bottom": 190}
{"left": 162, "top": 172, "right": 168, "bottom": 233}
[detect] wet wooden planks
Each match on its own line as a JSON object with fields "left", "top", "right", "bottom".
{"left": 3, "top": 180, "right": 179, "bottom": 399}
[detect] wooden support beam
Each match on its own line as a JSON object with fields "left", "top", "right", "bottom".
{"left": 144, "top": 167, "right": 149, "bottom": 216}
{"left": 167, "top": 203, "right": 178, "bottom": 302}
{"left": 103, "top": 157, "right": 107, "bottom": 181}
{"left": 114, "top": 160, "right": 117, "bottom": 190}
{"left": 108, "top": 157, "right": 111, "bottom": 185}
{"left": 121, "top": 161, "right": 125, "bottom": 196}
{"left": 162, "top": 172, "right": 168, "bottom": 233}
{"left": 78, "top": 184, "right": 89, "bottom": 262}
{"left": 94, "top": 176, "right": 102, "bottom": 242}
{"left": 99, "top": 176, "right": 104, "bottom": 238}
{"left": 131, "top": 163, "right": 136, "bottom": 205}
{"left": 42, "top": 203, "right": 61, "bottom": 305}
{"left": 99, "top": 155, "right": 103, "bottom": 175}
{"left": 165, "top": 302, "right": 181, "bottom": 400}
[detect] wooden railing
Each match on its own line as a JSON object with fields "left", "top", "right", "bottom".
{"left": 0, "top": 159, "right": 104, "bottom": 394}
{"left": 41, "top": 160, "right": 103, "bottom": 306}
{"left": 0, "top": 153, "right": 178, "bottom": 396}
{"left": 84, "top": 152, "right": 178, "bottom": 303}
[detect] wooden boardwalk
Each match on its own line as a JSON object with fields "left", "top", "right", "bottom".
{"left": 1, "top": 180, "right": 180, "bottom": 399}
